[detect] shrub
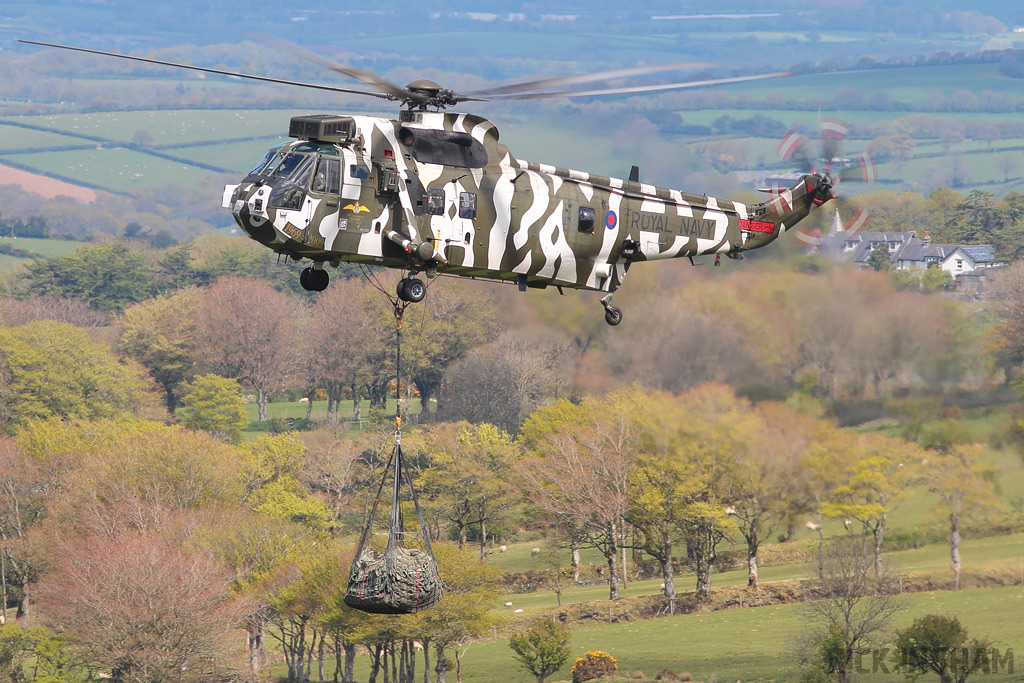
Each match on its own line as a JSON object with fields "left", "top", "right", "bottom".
{"left": 655, "top": 669, "right": 679, "bottom": 682}
{"left": 572, "top": 650, "right": 617, "bottom": 682}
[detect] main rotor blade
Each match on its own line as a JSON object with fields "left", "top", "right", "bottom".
{"left": 465, "top": 60, "right": 716, "bottom": 97}
{"left": 476, "top": 71, "right": 792, "bottom": 101}
{"left": 18, "top": 39, "right": 395, "bottom": 101}
{"left": 254, "top": 35, "right": 417, "bottom": 103}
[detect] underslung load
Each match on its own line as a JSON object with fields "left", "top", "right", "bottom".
{"left": 345, "top": 421, "right": 443, "bottom": 614}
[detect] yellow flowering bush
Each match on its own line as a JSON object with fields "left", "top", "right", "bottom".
{"left": 571, "top": 650, "right": 617, "bottom": 682}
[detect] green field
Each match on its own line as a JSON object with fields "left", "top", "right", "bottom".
{"left": 3, "top": 59, "right": 1024, "bottom": 196}
{"left": 0, "top": 236, "right": 85, "bottom": 275}
{"left": 268, "top": 583, "right": 1024, "bottom": 683}
{"left": 716, "top": 63, "right": 1024, "bottom": 106}
{"left": 469, "top": 586, "right": 1024, "bottom": 683}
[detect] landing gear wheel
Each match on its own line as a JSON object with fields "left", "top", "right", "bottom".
{"left": 310, "top": 268, "right": 329, "bottom": 292}
{"left": 302, "top": 267, "right": 329, "bottom": 292}
{"left": 398, "top": 277, "right": 426, "bottom": 303}
{"left": 604, "top": 306, "right": 623, "bottom": 326}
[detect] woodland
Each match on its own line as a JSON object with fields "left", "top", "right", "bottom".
{"left": 1, "top": 226, "right": 1024, "bottom": 681}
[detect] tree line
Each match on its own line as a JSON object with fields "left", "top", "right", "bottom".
{"left": 0, "top": 233, "right": 1014, "bottom": 434}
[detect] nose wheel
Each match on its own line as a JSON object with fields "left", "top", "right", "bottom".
{"left": 600, "top": 294, "right": 622, "bottom": 326}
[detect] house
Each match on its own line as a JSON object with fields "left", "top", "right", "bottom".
{"left": 815, "top": 214, "right": 1001, "bottom": 285}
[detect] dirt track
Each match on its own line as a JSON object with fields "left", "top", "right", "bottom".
{"left": 0, "top": 164, "right": 97, "bottom": 203}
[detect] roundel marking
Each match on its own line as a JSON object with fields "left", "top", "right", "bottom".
{"left": 605, "top": 210, "right": 617, "bottom": 230}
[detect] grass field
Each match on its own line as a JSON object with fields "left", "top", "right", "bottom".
{"left": 267, "top": 583, "right": 1024, "bottom": 683}
{"left": 0, "top": 236, "right": 86, "bottom": 273}
{"left": 241, "top": 398, "right": 425, "bottom": 424}
{"left": 3, "top": 64, "right": 1024, "bottom": 197}
{"left": 715, "top": 63, "right": 1024, "bottom": 107}
{"left": 0, "top": 236, "right": 85, "bottom": 257}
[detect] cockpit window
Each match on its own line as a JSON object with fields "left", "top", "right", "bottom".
{"left": 274, "top": 153, "right": 313, "bottom": 180}
{"left": 250, "top": 150, "right": 277, "bottom": 175}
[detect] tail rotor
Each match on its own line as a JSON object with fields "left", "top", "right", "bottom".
{"left": 773, "top": 118, "right": 876, "bottom": 248}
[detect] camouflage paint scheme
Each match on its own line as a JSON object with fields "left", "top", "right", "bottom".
{"left": 223, "top": 111, "right": 833, "bottom": 297}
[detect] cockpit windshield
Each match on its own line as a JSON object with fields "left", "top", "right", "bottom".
{"left": 249, "top": 150, "right": 277, "bottom": 175}
{"left": 274, "top": 153, "right": 313, "bottom": 181}
{"left": 250, "top": 151, "right": 315, "bottom": 185}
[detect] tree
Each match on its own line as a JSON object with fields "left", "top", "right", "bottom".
{"left": 34, "top": 533, "right": 247, "bottom": 683}
{"left": 24, "top": 243, "right": 156, "bottom": 313}
{"left": 414, "top": 422, "right": 519, "bottom": 560}
{"left": 44, "top": 426, "right": 243, "bottom": 541}
{"left": 0, "top": 321, "right": 146, "bottom": 431}
{"left": 415, "top": 543, "right": 503, "bottom": 683}
{"left": 267, "top": 550, "right": 349, "bottom": 683}
{"left": 120, "top": 287, "right": 201, "bottom": 412}
{"left": 722, "top": 402, "right": 808, "bottom": 588}
{"left": 238, "top": 433, "right": 333, "bottom": 532}
{"left": 519, "top": 389, "right": 642, "bottom": 601}
{"left": 799, "top": 539, "right": 906, "bottom": 683}
{"left": 301, "top": 278, "right": 373, "bottom": 423}
{"left": 895, "top": 615, "right": 995, "bottom": 683}
{"left": 651, "top": 384, "right": 744, "bottom": 600}
{"left": 603, "top": 299, "right": 754, "bottom": 394}
{"left": 369, "top": 282, "right": 499, "bottom": 409}
{"left": 441, "top": 333, "right": 560, "bottom": 434}
{"left": 866, "top": 242, "right": 893, "bottom": 272}
{"left": 924, "top": 444, "right": 998, "bottom": 590}
{"left": 627, "top": 388, "right": 708, "bottom": 611}
{"left": 178, "top": 374, "right": 250, "bottom": 443}
{"left": 983, "top": 261, "right": 1024, "bottom": 384}
{"left": 196, "top": 512, "right": 316, "bottom": 680}
{"left": 0, "top": 623, "right": 80, "bottom": 682}
{"left": 921, "top": 265, "right": 954, "bottom": 292}
{"left": 508, "top": 619, "right": 572, "bottom": 683}
{"left": 195, "top": 276, "right": 300, "bottom": 422}
{"left": 821, "top": 433, "right": 920, "bottom": 577}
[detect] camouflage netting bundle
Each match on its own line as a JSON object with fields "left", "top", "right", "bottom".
{"left": 344, "top": 545, "right": 443, "bottom": 614}
{"left": 345, "top": 442, "right": 443, "bottom": 614}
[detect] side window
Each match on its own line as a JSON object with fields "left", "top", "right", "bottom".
{"left": 427, "top": 188, "right": 445, "bottom": 216}
{"left": 459, "top": 192, "right": 477, "bottom": 219}
{"left": 349, "top": 165, "right": 370, "bottom": 180}
{"left": 312, "top": 158, "right": 340, "bottom": 194}
{"left": 579, "top": 207, "right": 596, "bottom": 233}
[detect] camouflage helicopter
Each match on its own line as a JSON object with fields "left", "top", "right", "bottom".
{"left": 21, "top": 40, "right": 839, "bottom": 325}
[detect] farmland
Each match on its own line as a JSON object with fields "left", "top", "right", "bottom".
{"left": 2, "top": 60, "right": 1024, "bottom": 201}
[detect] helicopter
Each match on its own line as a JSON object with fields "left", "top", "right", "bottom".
{"left": 20, "top": 40, "right": 839, "bottom": 325}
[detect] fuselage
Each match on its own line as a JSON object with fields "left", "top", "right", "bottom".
{"left": 223, "top": 111, "right": 831, "bottom": 293}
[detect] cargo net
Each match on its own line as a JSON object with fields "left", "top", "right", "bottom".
{"left": 345, "top": 438, "right": 443, "bottom": 614}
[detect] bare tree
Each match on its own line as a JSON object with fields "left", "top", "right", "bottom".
{"left": 0, "top": 295, "right": 111, "bottom": 328}
{"left": 35, "top": 533, "right": 247, "bottom": 683}
{"left": 799, "top": 539, "right": 905, "bottom": 683}
{"left": 518, "top": 389, "right": 642, "bottom": 600}
{"left": 722, "top": 403, "right": 808, "bottom": 588}
{"left": 195, "top": 276, "right": 300, "bottom": 421}
{"left": 301, "top": 279, "right": 374, "bottom": 423}
{"left": 603, "top": 302, "right": 755, "bottom": 393}
{"left": 441, "top": 333, "right": 560, "bottom": 434}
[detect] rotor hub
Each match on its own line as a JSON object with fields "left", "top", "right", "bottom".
{"left": 404, "top": 79, "right": 459, "bottom": 110}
